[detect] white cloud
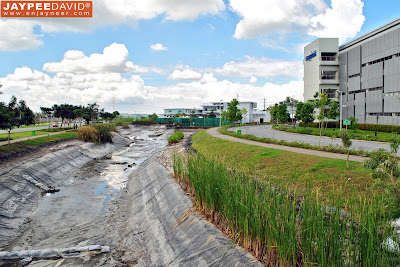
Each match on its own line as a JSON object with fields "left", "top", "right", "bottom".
{"left": 168, "top": 69, "right": 203, "bottom": 80}
{"left": 0, "top": 20, "right": 43, "bottom": 51}
{"left": 249, "top": 76, "right": 257, "bottom": 84}
{"left": 150, "top": 43, "right": 168, "bottom": 51}
{"left": 215, "top": 56, "right": 303, "bottom": 78}
{"left": 43, "top": 43, "right": 163, "bottom": 74}
{"left": 230, "top": 0, "right": 327, "bottom": 39}
{"left": 308, "top": 0, "right": 365, "bottom": 42}
{"left": 0, "top": 0, "right": 225, "bottom": 51}
{"left": 200, "top": 73, "right": 217, "bottom": 84}
{"left": 229, "top": 0, "right": 364, "bottom": 42}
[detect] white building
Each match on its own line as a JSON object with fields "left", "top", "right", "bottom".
{"left": 202, "top": 101, "right": 270, "bottom": 123}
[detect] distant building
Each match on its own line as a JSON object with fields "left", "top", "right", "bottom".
{"left": 163, "top": 100, "right": 270, "bottom": 123}
{"left": 162, "top": 108, "right": 202, "bottom": 118}
{"left": 304, "top": 18, "right": 400, "bottom": 125}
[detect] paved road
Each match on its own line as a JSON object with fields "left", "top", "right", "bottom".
{"left": 229, "top": 125, "right": 398, "bottom": 155}
{"left": 207, "top": 128, "right": 366, "bottom": 162}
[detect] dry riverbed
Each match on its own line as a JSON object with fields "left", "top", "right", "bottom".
{"left": 0, "top": 126, "right": 261, "bottom": 267}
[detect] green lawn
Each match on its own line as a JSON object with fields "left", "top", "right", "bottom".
{"left": 0, "top": 128, "right": 71, "bottom": 140}
{"left": 0, "top": 132, "right": 77, "bottom": 158}
{"left": 276, "top": 125, "right": 397, "bottom": 142}
{"left": 191, "top": 130, "right": 399, "bottom": 216}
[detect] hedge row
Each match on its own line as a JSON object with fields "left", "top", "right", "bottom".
{"left": 299, "top": 122, "right": 400, "bottom": 133}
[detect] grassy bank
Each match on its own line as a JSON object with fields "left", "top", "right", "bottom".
{"left": 192, "top": 130, "right": 399, "bottom": 215}
{"left": 219, "top": 126, "right": 370, "bottom": 157}
{"left": 174, "top": 153, "right": 399, "bottom": 266}
{"left": 0, "top": 131, "right": 77, "bottom": 159}
{"left": 276, "top": 125, "right": 398, "bottom": 142}
{"left": 0, "top": 127, "right": 73, "bottom": 141}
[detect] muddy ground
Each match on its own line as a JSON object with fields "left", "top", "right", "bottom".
{"left": 0, "top": 126, "right": 262, "bottom": 267}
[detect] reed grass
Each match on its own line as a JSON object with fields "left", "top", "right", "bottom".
{"left": 173, "top": 153, "right": 400, "bottom": 266}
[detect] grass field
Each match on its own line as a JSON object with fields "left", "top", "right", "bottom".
{"left": 276, "top": 125, "right": 398, "bottom": 142}
{"left": 191, "top": 130, "right": 399, "bottom": 216}
{"left": 0, "top": 132, "right": 77, "bottom": 158}
{"left": 0, "top": 128, "right": 71, "bottom": 141}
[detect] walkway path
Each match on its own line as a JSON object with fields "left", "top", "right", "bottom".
{"left": 0, "top": 130, "right": 70, "bottom": 146}
{"left": 207, "top": 127, "right": 367, "bottom": 162}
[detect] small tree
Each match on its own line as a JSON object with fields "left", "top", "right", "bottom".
{"left": 40, "top": 107, "right": 53, "bottom": 129}
{"left": 276, "top": 103, "right": 290, "bottom": 123}
{"left": 339, "top": 130, "right": 352, "bottom": 169}
{"left": 348, "top": 116, "right": 358, "bottom": 131}
{"left": 241, "top": 108, "right": 247, "bottom": 123}
{"left": 148, "top": 113, "right": 158, "bottom": 119}
{"left": 364, "top": 135, "right": 400, "bottom": 203}
{"left": 227, "top": 98, "right": 242, "bottom": 122}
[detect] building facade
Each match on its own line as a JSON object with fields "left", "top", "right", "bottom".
{"left": 163, "top": 101, "right": 270, "bottom": 123}
{"left": 304, "top": 18, "right": 400, "bottom": 125}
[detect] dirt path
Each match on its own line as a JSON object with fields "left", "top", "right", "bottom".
{"left": 207, "top": 127, "right": 367, "bottom": 162}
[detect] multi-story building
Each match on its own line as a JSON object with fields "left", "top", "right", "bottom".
{"left": 163, "top": 101, "right": 270, "bottom": 123}
{"left": 304, "top": 18, "right": 400, "bottom": 125}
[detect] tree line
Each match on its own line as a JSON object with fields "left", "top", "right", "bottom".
{"left": 0, "top": 92, "right": 119, "bottom": 144}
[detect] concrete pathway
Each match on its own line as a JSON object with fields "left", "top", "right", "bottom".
{"left": 207, "top": 127, "right": 367, "bottom": 162}
{"left": 0, "top": 130, "right": 70, "bottom": 146}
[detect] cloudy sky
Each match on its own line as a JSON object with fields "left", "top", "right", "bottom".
{"left": 0, "top": 0, "right": 398, "bottom": 114}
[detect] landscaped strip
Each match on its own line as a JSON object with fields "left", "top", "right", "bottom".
{"left": 275, "top": 125, "right": 399, "bottom": 142}
{"left": 174, "top": 152, "right": 399, "bottom": 266}
{"left": 218, "top": 125, "right": 371, "bottom": 157}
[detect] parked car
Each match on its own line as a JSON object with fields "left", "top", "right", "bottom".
{"left": 52, "top": 124, "right": 59, "bottom": 128}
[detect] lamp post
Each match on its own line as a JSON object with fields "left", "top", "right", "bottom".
{"left": 339, "top": 90, "right": 342, "bottom": 131}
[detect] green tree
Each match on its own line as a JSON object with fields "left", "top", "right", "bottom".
{"left": 113, "top": 111, "right": 120, "bottom": 119}
{"left": 148, "top": 113, "right": 158, "bottom": 119}
{"left": 100, "top": 111, "right": 116, "bottom": 122}
{"left": 0, "top": 102, "right": 14, "bottom": 145}
{"left": 296, "top": 102, "right": 315, "bottom": 126}
{"left": 227, "top": 98, "right": 242, "bottom": 122}
{"left": 276, "top": 103, "right": 290, "bottom": 124}
{"left": 348, "top": 116, "right": 359, "bottom": 131}
{"left": 364, "top": 135, "right": 400, "bottom": 203}
{"left": 268, "top": 104, "right": 279, "bottom": 124}
{"left": 53, "top": 104, "right": 77, "bottom": 127}
{"left": 40, "top": 107, "right": 53, "bottom": 129}
{"left": 339, "top": 130, "right": 352, "bottom": 169}
{"left": 241, "top": 108, "right": 247, "bottom": 123}
{"left": 327, "top": 101, "right": 340, "bottom": 122}
{"left": 208, "top": 111, "right": 217, "bottom": 118}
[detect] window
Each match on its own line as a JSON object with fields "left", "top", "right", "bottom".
{"left": 321, "top": 52, "right": 337, "bottom": 61}
{"left": 321, "top": 70, "right": 337, "bottom": 80}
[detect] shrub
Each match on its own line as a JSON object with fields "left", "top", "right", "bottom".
{"left": 168, "top": 131, "right": 184, "bottom": 145}
{"left": 115, "top": 120, "right": 129, "bottom": 129}
{"left": 77, "top": 126, "right": 99, "bottom": 144}
{"left": 91, "top": 123, "right": 116, "bottom": 143}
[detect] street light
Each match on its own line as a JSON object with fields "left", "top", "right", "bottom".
{"left": 337, "top": 90, "right": 346, "bottom": 131}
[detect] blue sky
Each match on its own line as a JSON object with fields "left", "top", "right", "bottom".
{"left": 0, "top": 0, "right": 399, "bottom": 113}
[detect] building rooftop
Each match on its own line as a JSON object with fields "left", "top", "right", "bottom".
{"left": 339, "top": 17, "right": 400, "bottom": 51}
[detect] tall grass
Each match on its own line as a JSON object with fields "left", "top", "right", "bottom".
{"left": 168, "top": 131, "right": 184, "bottom": 145}
{"left": 77, "top": 123, "right": 117, "bottom": 144}
{"left": 173, "top": 153, "right": 400, "bottom": 266}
